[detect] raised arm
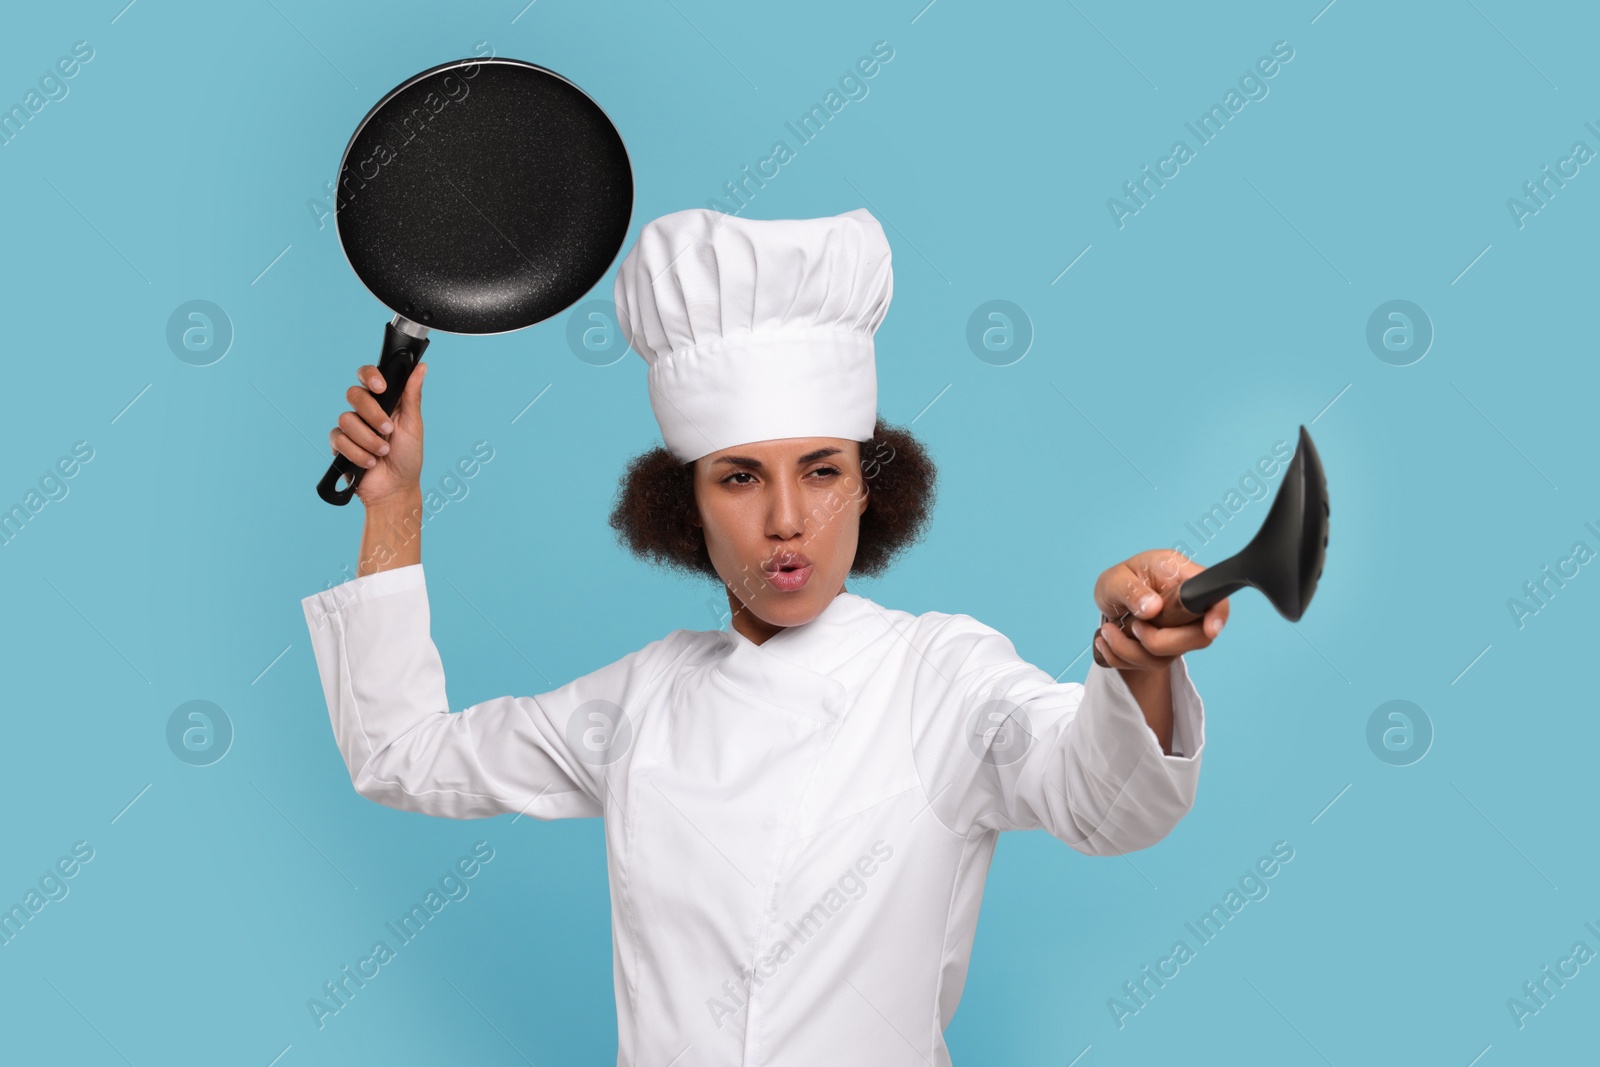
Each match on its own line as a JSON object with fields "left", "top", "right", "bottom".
{"left": 302, "top": 564, "right": 685, "bottom": 820}
{"left": 325, "top": 354, "right": 428, "bottom": 578}
{"left": 309, "top": 354, "right": 681, "bottom": 820}
{"left": 909, "top": 615, "right": 1206, "bottom": 855}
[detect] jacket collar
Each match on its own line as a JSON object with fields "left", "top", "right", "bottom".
{"left": 713, "top": 590, "right": 881, "bottom": 721}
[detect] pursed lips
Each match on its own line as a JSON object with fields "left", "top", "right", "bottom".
{"left": 763, "top": 550, "right": 812, "bottom": 574}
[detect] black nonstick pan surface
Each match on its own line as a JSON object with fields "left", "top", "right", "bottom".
{"left": 317, "top": 56, "right": 633, "bottom": 504}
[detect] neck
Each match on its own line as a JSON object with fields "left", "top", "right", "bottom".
{"left": 727, "top": 585, "right": 847, "bottom": 646}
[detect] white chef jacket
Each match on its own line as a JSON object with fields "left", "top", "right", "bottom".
{"left": 301, "top": 564, "right": 1205, "bottom": 1067}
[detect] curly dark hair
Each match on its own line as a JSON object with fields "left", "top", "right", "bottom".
{"left": 607, "top": 417, "right": 937, "bottom": 581}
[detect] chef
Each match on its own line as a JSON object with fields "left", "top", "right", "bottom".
{"left": 304, "top": 206, "right": 1227, "bottom": 1066}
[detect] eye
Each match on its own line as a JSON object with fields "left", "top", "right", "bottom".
{"left": 719, "top": 465, "right": 840, "bottom": 486}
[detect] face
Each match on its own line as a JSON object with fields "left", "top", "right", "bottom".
{"left": 692, "top": 436, "right": 869, "bottom": 638}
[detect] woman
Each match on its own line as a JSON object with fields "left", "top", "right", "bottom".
{"left": 302, "top": 208, "right": 1227, "bottom": 1066}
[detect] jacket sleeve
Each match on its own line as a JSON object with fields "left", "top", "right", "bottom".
{"left": 909, "top": 614, "right": 1206, "bottom": 854}
{"left": 301, "top": 563, "right": 684, "bottom": 821}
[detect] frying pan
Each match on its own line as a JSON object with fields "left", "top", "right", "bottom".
{"left": 1097, "top": 425, "right": 1329, "bottom": 659}
{"left": 316, "top": 56, "right": 633, "bottom": 505}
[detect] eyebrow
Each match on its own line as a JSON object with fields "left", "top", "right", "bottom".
{"left": 711, "top": 446, "right": 843, "bottom": 469}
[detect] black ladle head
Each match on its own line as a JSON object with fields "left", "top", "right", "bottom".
{"left": 1175, "top": 424, "right": 1329, "bottom": 623}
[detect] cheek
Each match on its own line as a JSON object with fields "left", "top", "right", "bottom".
{"left": 817, "top": 489, "right": 863, "bottom": 555}
{"left": 697, "top": 496, "right": 745, "bottom": 555}
{"left": 841, "top": 514, "right": 863, "bottom": 556}
{"left": 708, "top": 525, "right": 739, "bottom": 561}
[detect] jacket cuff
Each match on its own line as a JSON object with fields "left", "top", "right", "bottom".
{"left": 1083, "top": 655, "right": 1205, "bottom": 764}
{"left": 302, "top": 563, "right": 426, "bottom": 633}
{"left": 1066, "top": 656, "right": 1206, "bottom": 852}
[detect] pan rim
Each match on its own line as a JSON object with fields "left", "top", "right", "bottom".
{"left": 332, "top": 56, "right": 635, "bottom": 338}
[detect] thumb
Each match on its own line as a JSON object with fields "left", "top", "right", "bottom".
{"left": 399, "top": 361, "right": 427, "bottom": 416}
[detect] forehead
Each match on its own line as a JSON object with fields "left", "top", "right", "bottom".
{"left": 700, "top": 436, "right": 858, "bottom": 464}
{"left": 694, "top": 435, "right": 857, "bottom": 473}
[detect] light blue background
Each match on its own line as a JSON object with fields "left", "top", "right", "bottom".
{"left": 1, "top": 0, "right": 1594, "bottom": 1063}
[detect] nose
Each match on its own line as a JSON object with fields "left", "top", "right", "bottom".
{"left": 764, "top": 472, "right": 807, "bottom": 542}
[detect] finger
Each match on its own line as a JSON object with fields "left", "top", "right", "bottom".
{"left": 1203, "top": 598, "right": 1230, "bottom": 639}
{"left": 337, "top": 410, "right": 390, "bottom": 458}
{"left": 330, "top": 426, "right": 379, "bottom": 469}
{"left": 1130, "top": 617, "right": 1210, "bottom": 658}
{"left": 1203, "top": 598, "right": 1228, "bottom": 639}
{"left": 1100, "top": 620, "right": 1165, "bottom": 669}
{"left": 1141, "top": 551, "right": 1208, "bottom": 597}
{"left": 1093, "top": 633, "right": 1137, "bottom": 670}
{"left": 1142, "top": 554, "right": 1213, "bottom": 627}
{"left": 1103, "top": 611, "right": 1137, "bottom": 641}
{"left": 345, "top": 384, "right": 394, "bottom": 436}
{"left": 1142, "top": 549, "right": 1192, "bottom": 587}
{"left": 1100, "top": 565, "right": 1162, "bottom": 621}
{"left": 357, "top": 364, "right": 387, "bottom": 395}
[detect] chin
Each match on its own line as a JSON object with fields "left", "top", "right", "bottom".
{"left": 750, "top": 583, "right": 832, "bottom": 628}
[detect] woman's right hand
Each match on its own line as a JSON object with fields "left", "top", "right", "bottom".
{"left": 329, "top": 361, "right": 428, "bottom": 509}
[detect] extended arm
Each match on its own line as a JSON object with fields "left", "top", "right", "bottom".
{"left": 1093, "top": 548, "right": 1232, "bottom": 757}
{"left": 911, "top": 617, "right": 1206, "bottom": 855}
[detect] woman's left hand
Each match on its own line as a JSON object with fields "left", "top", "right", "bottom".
{"left": 1092, "top": 549, "right": 1228, "bottom": 669}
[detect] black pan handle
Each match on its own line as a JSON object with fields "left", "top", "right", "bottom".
{"left": 316, "top": 321, "right": 430, "bottom": 506}
{"left": 1176, "top": 553, "right": 1251, "bottom": 616}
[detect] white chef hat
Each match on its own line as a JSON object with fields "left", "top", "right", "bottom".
{"left": 613, "top": 207, "right": 893, "bottom": 463}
